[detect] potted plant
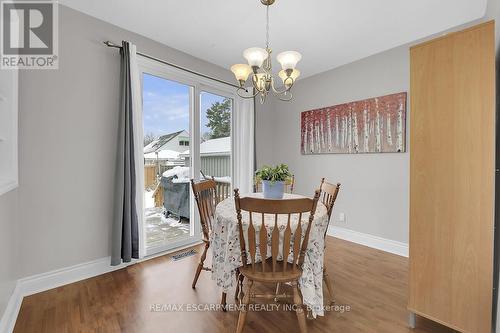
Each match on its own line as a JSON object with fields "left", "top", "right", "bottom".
{"left": 255, "top": 164, "right": 293, "bottom": 199}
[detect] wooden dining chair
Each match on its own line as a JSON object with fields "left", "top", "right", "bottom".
{"left": 190, "top": 178, "right": 218, "bottom": 290}
{"left": 233, "top": 189, "right": 320, "bottom": 333}
{"left": 254, "top": 175, "right": 295, "bottom": 193}
{"left": 319, "top": 178, "right": 341, "bottom": 305}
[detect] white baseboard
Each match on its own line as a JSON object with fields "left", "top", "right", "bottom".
{"left": 18, "top": 256, "right": 130, "bottom": 298}
{"left": 0, "top": 242, "right": 202, "bottom": 333}
{"left": 0, "top": 282, "right": 22, "bottom": 333}
{"left": 328, "top": 225, "right": 409, "bottom": 257}
{"left": 0, "top": 257, "right": 129, "bottom": 333}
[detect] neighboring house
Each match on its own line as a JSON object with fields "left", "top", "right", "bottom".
{"left": 144, "top": 130, "right": 189, "bottom": 175}
{"left": 180, "top": 137, "right": 231, "bottom": 177}
{"left": 144, "top": 149, "right": 183, "bottom": 167}
{"left": 144, "top": 130, "right": 190, "bottom": 154}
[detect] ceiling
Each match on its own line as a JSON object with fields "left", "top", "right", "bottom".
{"left": 60, "top": 0, "right": 488, "bottom": 78}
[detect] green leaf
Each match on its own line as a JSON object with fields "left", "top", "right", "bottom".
{"left": 255, "top": 164, "right": 292, "bottom": 183}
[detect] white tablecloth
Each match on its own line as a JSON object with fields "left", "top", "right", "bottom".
{"left": 211, "top": 193, "right": 329, "bottom": 317}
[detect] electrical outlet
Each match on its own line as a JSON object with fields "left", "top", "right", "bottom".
{"left": 338, "top": 212, "right": 346, "bottom": 223}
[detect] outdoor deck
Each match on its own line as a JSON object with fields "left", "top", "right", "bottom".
{"left": 145, "top": 207, "right": 190, "bottom": 250}
{"left": 145, "top": 189, "right": 191, "bottom": 250}
{"left": 144, "top": 168, "right": 231, "bottom": 251}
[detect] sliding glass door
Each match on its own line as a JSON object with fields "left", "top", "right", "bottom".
{"left": 141, "top": 73, "right": 196, "bottom": 255}
{"left": 138, "top": 57, "right": 235, "bottom": 256}
{"left": 200, "top": 90, "right": 233, "bottom": 201}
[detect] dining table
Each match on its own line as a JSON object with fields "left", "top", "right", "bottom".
{"left": 211, "top": 192, "right": 329, "bottom": 317}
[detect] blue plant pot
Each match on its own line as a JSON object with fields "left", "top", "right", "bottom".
{"left": 262, "top": 180, "right": 285, "bottom": 199}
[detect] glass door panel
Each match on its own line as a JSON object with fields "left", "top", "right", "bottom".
{"left": 142, "top": 73, "right": 197, "bottom": 255}
{"left": 200, "top": 91, "right": 233, "bottom": 201}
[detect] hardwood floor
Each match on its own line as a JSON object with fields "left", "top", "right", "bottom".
{"left": 14, "top": 237, "right": 454, "bottom": 333}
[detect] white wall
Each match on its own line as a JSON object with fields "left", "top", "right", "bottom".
{"left": 15, "top": 5, "right": 234, "bottom": 278}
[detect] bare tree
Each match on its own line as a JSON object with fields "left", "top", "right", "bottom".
{"left": 144, "top": 132, "right": 158, "bottom": 147}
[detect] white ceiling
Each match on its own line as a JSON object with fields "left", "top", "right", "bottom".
{"left": 60, "top": 0, "right": 488, "bottom": 78}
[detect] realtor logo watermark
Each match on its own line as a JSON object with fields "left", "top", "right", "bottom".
{"left": 1, "top": 0, "right": 58, "bottom": 69}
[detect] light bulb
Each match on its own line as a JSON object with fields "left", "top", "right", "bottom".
{"left": 243, "top": 47, "right": 268, "bottom": 68}
{"left": 253, "top": 73, "right": 267, "bottom": 91}
{"left": 230, "top": 64, "right": 252, "bottom": 85}
{"left": 279, "top": 69, "right": 300, "bottom": 88}
{"left": 276, "top": 51, "right": 302, "bottom": 70}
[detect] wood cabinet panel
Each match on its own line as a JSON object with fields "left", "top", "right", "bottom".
{"left": 409, "top": 21, "right": 495, "bottom": 333}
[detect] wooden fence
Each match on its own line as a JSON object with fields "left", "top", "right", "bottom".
{"left": 144, "top": 165, "right": 157, "bottom": 189}
{"left": 144, "top": 165, "right": 177, "bottom": 190}
{"left": 152, "top": 182, "right": 164, "bottom": 208}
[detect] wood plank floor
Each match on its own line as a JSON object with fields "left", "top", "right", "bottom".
{"left": 14, "top": 237, "right": 454, "bottom": 333}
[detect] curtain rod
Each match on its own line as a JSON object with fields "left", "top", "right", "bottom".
{"left": 103, "top": 41, "right": 246, "bottom": 91}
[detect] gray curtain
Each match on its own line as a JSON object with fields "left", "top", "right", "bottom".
{"left": 111, "top": 41, "right": 139, "bottom": 265}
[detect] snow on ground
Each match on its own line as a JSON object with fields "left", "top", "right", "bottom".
{"left": 144, "top": 188, "right": 190, "bottom": 249}
{"left": 145, "top": 189, "right": 155, "bottom": 209}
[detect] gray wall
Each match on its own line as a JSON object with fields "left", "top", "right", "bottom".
{"left": 1, "top": 0, "right": 498, "bottom": 322}
{"left": 257, "top": 46, "right": 410, "bottom": 243}
{"left": 255, "top": 2, "right": 500, "bottom": 245}
{"left": 0, "top": 190, "right": 18, "bottom": 317}
{"left": 255, "top": 100, "right": 277, "bottom": 167}
{"left": 15, "top": 5, "right": 234, "bottom": 278}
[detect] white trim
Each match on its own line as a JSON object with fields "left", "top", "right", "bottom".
{"left": 0, "top": 282, "right": 22, "bottom": 333}
{"left": 137, "top": 56, "right": 208, "bottom": 256}
{"left": 137, "top": 55, "right": 243, "bottom": 256}
{"left": 0, "top": 180, "right": 18, "bottom": 196}
{"left": 18, "top": 258, "right": 131, "bottom": 298}
{"left": 145, "top": 236, "right": 201, "bottom": 257}
{"left": 0, "top": 242, "right": 202, "bottom": 333}
{"left": 328, "top": 225, "right": 409, "bottom": 257}
{"left": 0, "top": 68, "right": 18, "bottom": 197}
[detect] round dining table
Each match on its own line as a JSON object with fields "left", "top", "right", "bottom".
{"left": 211, "top": 193, "right": 329, "bottom": 317}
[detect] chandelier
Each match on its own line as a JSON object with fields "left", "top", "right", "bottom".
{"left": 230, "top": 0, "right": 301, "bottom": 104}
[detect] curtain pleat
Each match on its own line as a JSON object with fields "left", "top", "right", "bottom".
{"left": 234, "top": 93, "right": 255, "bottom": 194}
{"left": 111, "top": 41, "right": 140, "bottom": 266}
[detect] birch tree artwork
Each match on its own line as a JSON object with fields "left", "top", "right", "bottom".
{"left": 300, "top": 92, "right": 407, "bottom": 154}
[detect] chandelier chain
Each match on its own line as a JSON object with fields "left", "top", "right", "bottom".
{"left": 265, "top": 5, "right": 270, "bottom": 49}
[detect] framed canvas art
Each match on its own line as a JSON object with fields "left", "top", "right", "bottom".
{"left": 300, "top": 92, "right": 407, "bottom": 154}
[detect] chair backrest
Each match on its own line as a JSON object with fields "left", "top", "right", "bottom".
{"left": 319, "top": 178, "right": 341, "bottom": 236}
{"left": 254, "top": 175, "right": 295, "bottom": 193}
{"left": 191, "top": 179, "right": 218, "bottom": 240}
{"left": 234, "top": 189, "right": 320, "bottom": 274}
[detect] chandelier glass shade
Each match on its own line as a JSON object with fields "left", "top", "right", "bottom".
{"left": 230, "top": 0, "right": 301, "bottom": 103}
